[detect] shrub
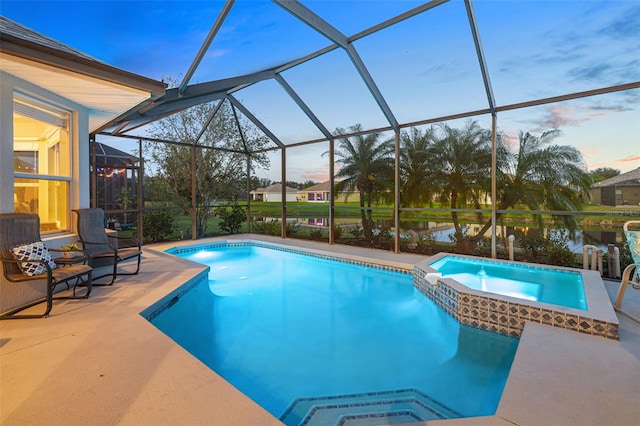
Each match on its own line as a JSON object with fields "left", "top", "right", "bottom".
{"left": 333, "top": 225, "right": 343, "bottom": 240}
{"left": 251, "top": 219, "right": 280, "bottom": 235}
{"left": 215, "top": 201, "right": 246, "bottom": 234}
{"left": 350, "top": 226, "right": 364, "bottom": 240}
{"left": 286, "top": 221, "right": 299, "bottom": 236}
{"left": 516, "top": 229, "right": 577, "bottom": 267}
{"left": 309, "top": 228, "right": 324, "bottom": 241}
{"left": 143, "top": 209, "right": 176, "bottom": 243}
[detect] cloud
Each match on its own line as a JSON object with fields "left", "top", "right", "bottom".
{"left": 619, "top": 155, "right": 640, "bottom": 163}
{"left": 532, "top": 106, "right": 588, "bottom": 131}
{"left": 598, "top": 6, "right": 640, "bottom": 40}
{"left": 526, "top": 100, "right": 635, "bottom": 133}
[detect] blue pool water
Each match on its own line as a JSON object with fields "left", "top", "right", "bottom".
{"left": 151, "top": 244, "right": 518, "bottom": 423}
{"left": 429, "top": 255, "right": 587, "bottom": 310}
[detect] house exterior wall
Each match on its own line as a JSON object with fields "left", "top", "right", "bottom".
{"left": 591, "top": 185, "right": 640, "bottom": 206}
{"left": 299, "top": 191, "right": 329, "bottom": 202}
{"left": 0, "top": 71, "right": 92, "bottom": 314}
{"left": 620, "top": 186, "right": 640, "bottom": 206}
{"left": 263, "top": 192, "right": 297, "bottom": 202}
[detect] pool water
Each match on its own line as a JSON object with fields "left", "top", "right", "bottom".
{"left": 152, "top": 244, "right": 518, "bottom": 423}
{"left": 428, "top": 255, "right": 587, "bottom": 310}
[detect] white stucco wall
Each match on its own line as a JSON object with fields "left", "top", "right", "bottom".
{"left": 263, "top": 192, "right": 297, "bottom": 202}
{"left": 0, "top": 71, "right": 93, "bottom": 315}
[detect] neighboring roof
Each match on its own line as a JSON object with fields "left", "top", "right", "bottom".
{"left": 298, "top": 181, "right": 331, "bottom": 192}
{"left": 94, "top": 142, "right": 138, "bottom": 166}
{"left": 250, "top": 183, "right": 298, "bottom": 194}
{"left": 0, "top": 16, "right": 166, "bottom": 133}
{"left": 592, "top": 168, "right": 640, "bottom": 188}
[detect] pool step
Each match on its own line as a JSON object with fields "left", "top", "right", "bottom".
{"left": 279, "top": 388, "right": 460, "bottom": 426}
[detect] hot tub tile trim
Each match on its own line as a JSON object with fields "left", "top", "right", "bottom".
{"left": 415, "top": 253, "right": 619, "bottom": 340}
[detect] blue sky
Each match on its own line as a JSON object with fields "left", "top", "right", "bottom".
{"left": 2, "top": 0, "right": 639, "bottom": 182}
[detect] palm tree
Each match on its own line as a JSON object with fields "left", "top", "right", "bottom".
{"left": 498, "top": 129, "right": 591, "bottom": 227}
{"left": 332, "top": 124, "right": 394, "bottom": 240}
{"left": 429, "top": 120, "right": 493, "bottom": 251}
{"left": 463, "top": 128, "right": 592, "bottom": 251}
{"left": 398, "top": 126, "right": 438, "bottom": 207}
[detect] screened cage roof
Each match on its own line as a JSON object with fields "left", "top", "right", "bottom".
{"left": 93, "top": 0, "right": 639, "bottom": 156}
{"left": 3, "top": 1, "right": 639, "bottom": 163}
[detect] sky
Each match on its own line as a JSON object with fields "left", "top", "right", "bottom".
{"left": 2, "top": 0, "right": 639, "bottom": 183}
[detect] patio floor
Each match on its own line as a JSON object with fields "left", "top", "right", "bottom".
{"left": 1, "top": 234, "right": 639, "bottom": 425}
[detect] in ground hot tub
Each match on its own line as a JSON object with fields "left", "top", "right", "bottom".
{"left": 414, "top": 253, "right": 618, "bottom": 339}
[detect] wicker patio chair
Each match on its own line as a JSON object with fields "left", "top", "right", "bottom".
{"left": 615, "top": 220, "right": 640, "bottom": 315}
{"left": 73, "top": 208, "right": 141, "bottom": 286}
{"left": 0, "top": 213, "right": 92, "bottom": 319}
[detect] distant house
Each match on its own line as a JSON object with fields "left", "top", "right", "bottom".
{"left": 250, "top": 183, "right": 298, "bottom": 202}
{"left": 591, "top": 167, "right": 640, "bottom": 206}
{"left": 297, "top": 181, "right": 360, "bottom": 203}
{"left": 298, "top": 181, "right": 331, "bottom": 202}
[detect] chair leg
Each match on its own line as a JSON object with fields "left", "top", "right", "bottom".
{"left": 115, "top": 254, "right": 141, "bottom": 276}
{"left": 71, "top": 271, "right": 92, "bottom": 298}
{"left": 0, "top": 282, "right": 53, "bottom": 319}
{"left": 615, "top": 264, "right": 639, "bottom": 310}
{"left": 88, "top": 259, "right": 117, "bottom": 286}
{"left": 0, "top": 299, "right": 51, "bottom": 319}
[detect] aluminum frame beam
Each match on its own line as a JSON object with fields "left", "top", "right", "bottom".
{"left": 179, "top": 0, "right": 235, "bottom": 95}
{"left": 227, "top": 94, "right": 284, "bottom": 148}
{"left": 273, "top": 0, "right": 399, "bottom": 131}
{"left": 275, "top": 74, "right": 332, "bottom": 139}
{"left": 465, "top": 0, "right": 496, "bottom": 115}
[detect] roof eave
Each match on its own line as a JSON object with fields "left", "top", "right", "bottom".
{"left": 0, "top": 33, "right": 166, "bottom": 97}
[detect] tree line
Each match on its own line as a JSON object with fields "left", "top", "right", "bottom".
{"left": 143, "top": 97, "right": 613, "bottom": 248}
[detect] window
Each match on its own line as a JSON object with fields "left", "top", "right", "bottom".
{"left": 13, "top": 95, "right": 71, "bottom": 233}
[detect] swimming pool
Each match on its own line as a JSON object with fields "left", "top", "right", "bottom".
{"left": 150, "top": 242, "right": 518, "bottom": 424}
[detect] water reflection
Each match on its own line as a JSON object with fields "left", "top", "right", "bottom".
{"left": 252, "top": 215, "right": 624, "bottom": 253}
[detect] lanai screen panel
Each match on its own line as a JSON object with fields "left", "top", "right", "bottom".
{"left": 287, "top": 142, "right": 330, "bottom": 185}
{"left": 232, "top": 79, "right": 327, "bottom": 145}
{"left": 281, "top": 48, "right": 391, "bottom": 133}
{"left": 354, "top": 0, "right": 489, "bottom": 124}
{"left": 304, "top": 0, "right": 427, "bottom": 36}
{"left": 497, "top": 90, "right": 640, "bottom": 175}
{"left": 188, "top": 1, "right": 330, "bottom": 83}
{"left": 474, "top": 0, "right": 640, "bottom": 106}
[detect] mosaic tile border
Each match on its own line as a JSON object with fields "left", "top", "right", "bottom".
{"left": 414, "top": 260, "right": 619, "bottom": 340}
{"left": 280, "top": 388, "right": 460, "bottom": 422}
{"left": 166, "top": 240, "right": 413, "bottom": 275}
{"left": 337, "top": 411, "right": 422, "bottom": 426}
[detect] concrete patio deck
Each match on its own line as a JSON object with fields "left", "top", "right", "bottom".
{"left": 1, "top": 234, "right": 639, "bottom": 425}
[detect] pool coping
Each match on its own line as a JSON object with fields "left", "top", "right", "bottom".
{"left": 1, "top": 234, "right": 638, "bottom": 425}
{"left": 415, "top": 253, "right": 620, "bottom": 340}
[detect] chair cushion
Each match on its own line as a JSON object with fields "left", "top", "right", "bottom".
{"left": 626, "top": 230, "right": 640, "bottom": 265}
{"left": 11, "top": 241, "right": 57, "bottom": 277}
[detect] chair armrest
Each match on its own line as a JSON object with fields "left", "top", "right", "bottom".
{"left": 0, "top": 256, "right": 53, "bottom": 282}
{"left": 108, "top": 235, "right": 141, "bottom": 249}
{"left": 79, "top": 240, "right": 112, "bottom": 249}
{"left": 49, "top": 248, "right": 88, "bottom": 254}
